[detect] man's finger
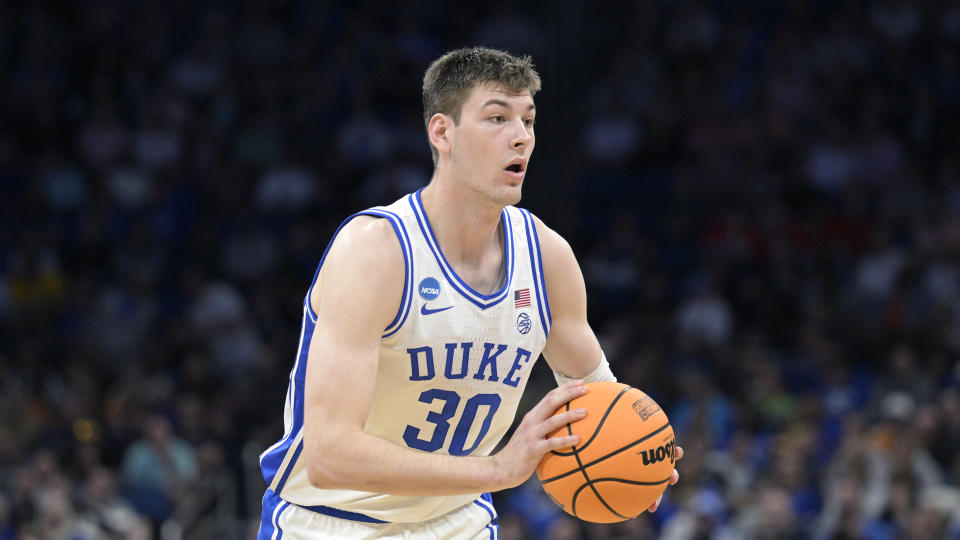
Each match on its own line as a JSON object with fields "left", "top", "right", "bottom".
{"left": 668, "top": 468, "right": 679, "bottom": 485}
{"left": 532, "top": 381, "right": 587, "bottom": 419}
{"left": 541, "top": 407, "right": 587, "bottom": 436}
{"left": 544, "top": 434, "right": 580, "bottom": 452}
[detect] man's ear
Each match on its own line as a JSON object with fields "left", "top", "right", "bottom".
{"left": 427, "top": 113, "right": 452, "bottom": 156}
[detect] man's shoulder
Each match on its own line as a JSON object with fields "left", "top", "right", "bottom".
{"left": 311, "top": 211, "right": 407, "bottom": 319}
{"left": 508, "top": 207, "right": 567, "bottom": 251}
{"left": 334, "top": 215, "right": 403, "bottom": 255}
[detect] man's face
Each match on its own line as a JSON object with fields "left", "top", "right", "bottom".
{"left": 448, "top": 83, "right": 536, "bottom": 206}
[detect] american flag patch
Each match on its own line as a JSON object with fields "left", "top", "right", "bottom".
{"left": 514, "top": 289, "right": 531, "bottom": 308}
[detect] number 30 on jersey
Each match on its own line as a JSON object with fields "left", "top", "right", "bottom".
{"left": 403, "top": 390, "right": 501, "bottom": 456}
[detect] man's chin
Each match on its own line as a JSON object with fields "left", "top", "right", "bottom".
{"left": 495, "top": 183, "right": 523, "bottom": 206}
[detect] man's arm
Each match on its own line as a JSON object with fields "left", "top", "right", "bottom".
{"left": 533, "top": 215, "right": 682, "bottom": 511}
{"left": 536, "top": 217, "right": 605, "bottom": 379}
{"left": 302, "top": 216, "right": 588, "bottom": 496}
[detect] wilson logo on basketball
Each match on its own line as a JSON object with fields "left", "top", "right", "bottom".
{"left": 638, "top": 439, "right": 675, "bottom": 466}
{"left": 631, "top": 396, "right": 661, "bottom": 421}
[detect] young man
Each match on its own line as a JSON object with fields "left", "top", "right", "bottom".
{"left": 258, "top": 47, "right": 682, "bottom": 539}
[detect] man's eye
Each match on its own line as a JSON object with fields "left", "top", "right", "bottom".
{"left": 491, "top": 115, "right": 504, "bottom": 123}
{"left": 524, "top": 118, "right": 535, "bottom": 127}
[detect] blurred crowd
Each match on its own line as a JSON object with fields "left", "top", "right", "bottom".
{"left": 2, "top": 0, "right": 960, "bottom": 538}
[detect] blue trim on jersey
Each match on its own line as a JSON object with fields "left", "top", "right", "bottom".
{"left": 408, "top": 190, "right": 514, "bottom": 309}
{"left": 258, "top": 424, "right": 299, "bottom": 488}
{"left": 520, "top": 209, "right": 551, "bottom": 336}
{"left": 362, "top": 209, "right": 414, "bottom": 337}
{"left": 273, "top": 439, "right": 303, "bottom": 493}
{"left": 299, "top": 503, "right": 389, "bottom": 524}
{"left": 287, "top": 334, "right": 296, "bottom": 409}
{"left": 303, "top": 209, "right": 413, "bottom": 335}
{"left": 526, "top": 210, "right": 552, "bottom": 328}
{"left": 259, "top": 310, "right": 312, "bottom": 487}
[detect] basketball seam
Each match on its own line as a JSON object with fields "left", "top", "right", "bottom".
{"left": 583, "top": 476, "right": 673, "bottom": 486}
{"left": 568, "top": 476, "right": 672, "bottom": 520}
{"left": 550, "top": 385, "right": 633, "bottom": 457}
{"left": 540, "top": 422, "right": 672, "bottom": 485}
{"left": 565, "top": 403, "right": 630, "bottom": 521}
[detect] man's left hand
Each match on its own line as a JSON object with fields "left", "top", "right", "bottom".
{"left": 647, "top": 445, "right": 684, "bottom": 512}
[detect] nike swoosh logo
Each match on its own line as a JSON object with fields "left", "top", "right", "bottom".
{"left": 421, "top": 305, "right": 454, "bottom": 316}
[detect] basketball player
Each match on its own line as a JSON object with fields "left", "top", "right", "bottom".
{"left": 258, "top": 47, "right": 683, "bottom": 539}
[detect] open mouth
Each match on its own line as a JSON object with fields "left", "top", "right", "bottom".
{"left": 505, "top": 163, "right": 523, "bottom": 173}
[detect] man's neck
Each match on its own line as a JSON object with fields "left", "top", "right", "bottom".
{"left": 419, "top": 179, "right": 503, "bottom": 269}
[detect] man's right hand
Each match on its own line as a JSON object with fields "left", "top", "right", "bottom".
{"left": 490, "top": 381, "right": 589, "bottom": 490}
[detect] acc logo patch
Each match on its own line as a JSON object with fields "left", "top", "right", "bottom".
{"left": 418, "top": 277, "right": 441, "bottom": 301}
{"left": 632, "top": 396, "right": 661, "bottom": 421}
{"left": 516, "top": 312, "right": 532, "bottom": 335}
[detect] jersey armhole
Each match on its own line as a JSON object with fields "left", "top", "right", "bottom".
{"left": 304, "top": 210, "right": 413, "bottom": 337}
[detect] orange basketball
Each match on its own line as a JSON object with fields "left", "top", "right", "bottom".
{"left": 536, "top": 382, "right": 676, "bottom": 523}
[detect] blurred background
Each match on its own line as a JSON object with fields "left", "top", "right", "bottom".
{"left": 2, "top": 0, "right": 960, "bottom": 538}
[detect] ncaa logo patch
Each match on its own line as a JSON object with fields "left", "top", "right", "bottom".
{"left": 418, "top": 277, "right": 441, "bottom": 301}
{"left": 516, "top": 312, "right": 532, "bottom": 335}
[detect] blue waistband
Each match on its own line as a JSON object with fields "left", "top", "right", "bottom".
{"left": 299, "top": 502, "right": 388, "bottom": 524}
{"left": 264, "top": 489, "right": 388, "bottom": 524}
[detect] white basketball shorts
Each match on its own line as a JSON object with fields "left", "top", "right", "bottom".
{"left": 258, "top": 489, "right": 500, "bottom": 540}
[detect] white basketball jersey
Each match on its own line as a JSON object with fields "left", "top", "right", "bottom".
{"left": 260, "top": 190, "right": 552, "bottom": 524}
